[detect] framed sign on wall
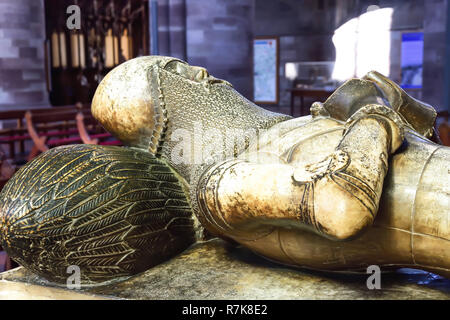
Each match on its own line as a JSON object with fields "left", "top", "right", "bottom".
{"left": 253, "top": 37, "right": 279, "bottom": 104}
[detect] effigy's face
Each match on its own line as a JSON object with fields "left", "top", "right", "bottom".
{"left": 92, "top": 55, "right": 287, "bottom": 177}
{"left": 165, "top": 60, "right": 210, "bottom": 82}
{"left": 91, "top": 56, "right": 237, "bottom": 154}
{"left": 165, "top": 60, "right": 209, "bottom": 82}
{"left": 163, "top": 59, "right": 231, "bottom": 87}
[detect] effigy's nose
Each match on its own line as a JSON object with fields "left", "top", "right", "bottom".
{"left": 193, "top": 67, "right": 209, "bottom": 81}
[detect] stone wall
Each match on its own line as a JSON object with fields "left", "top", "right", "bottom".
{"left": 156, "top": 0, "right": 187, "bottom": 61}
{"left": 423, "top": 0, "right": 448, "bottom": 111}
{"left": 0, "top": 0, "right": 48, "bottom": 109}
{"left": 446, "top": 0, "right": 450, "bottom": 111}
{"left": 255, "top": 0, "right": 337, "bottom": 108}
{"left": 186, "top": 0, "right": 254, "bottom": 100}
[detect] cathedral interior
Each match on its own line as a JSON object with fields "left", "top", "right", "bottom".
{"left": 0, "top": 0, "right": 449, "bottom": 300}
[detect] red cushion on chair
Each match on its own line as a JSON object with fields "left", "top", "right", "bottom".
{"left": 47, "top": 136, "right": 83, "bottom": 146}
{"left": 90, "top": 133, "right": 112, "bottom": 139}
{"left": 39, "top": 129, "right": 80, "bottom": 138}
{"left": 100, "top": 140, "right": 122, "bottom": 146}
{"left": 0, "top": 135, "right": 30, "bottom": 142}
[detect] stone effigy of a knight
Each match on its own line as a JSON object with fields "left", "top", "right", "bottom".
{"left": 0, "top": 56, "right": 448, "bottom": 285}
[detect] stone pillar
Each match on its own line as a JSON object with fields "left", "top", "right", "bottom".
{"left": 0, "top": 0, "right": 48, "bottom": 109}
{"left": 156, "top": 0, "right": 187, "bottom": 61}
{"left": 445, "top": 0, "right": 450, "bottom": 111}
{"left": 422, "top": 0, "right": 448, "bottom": 111}
{"left": 186, "top": 0, "right": 254, "bottom": 100}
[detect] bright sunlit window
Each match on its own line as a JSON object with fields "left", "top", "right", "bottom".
{"left": 332, "top": 7, "right": 393, "bottom": 81}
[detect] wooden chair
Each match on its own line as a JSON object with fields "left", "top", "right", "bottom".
{"left": 0, "top": 106, "right": 79, "bottom": 164}
{"left": 76, "top": 110, "right": 121, "bottom": 146}
{"left": 0, "top": 104, "right": 93, "bottom": 190}
{"left": 0, "top": 110, "right": 31, "bottom": 165}
{"left": 25, "top": 110, "right": 83, "bottom": 161}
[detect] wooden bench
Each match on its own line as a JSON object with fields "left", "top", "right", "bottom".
{"left": 25, "top": 109, "right": 84, "bottom": 161}
{"left": 76, "top": 110, "right": 121, "bottom": 146}
{"left": 0, "top": 105, "right": 83, "bottom": 164}
{"left": 0, "top": 109, "right": 33, "bottom": 165}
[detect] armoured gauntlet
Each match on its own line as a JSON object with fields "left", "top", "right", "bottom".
{"left": 197, "top": 105, "right": 405, "bottom": 241}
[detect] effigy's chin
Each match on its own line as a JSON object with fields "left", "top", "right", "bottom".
{"left": 0, "top": 144, "right": 195, "bottom": 286}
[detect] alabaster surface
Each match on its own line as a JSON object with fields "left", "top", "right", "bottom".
{"left": 0, "top": 56, "right": 448, "bottom": 291}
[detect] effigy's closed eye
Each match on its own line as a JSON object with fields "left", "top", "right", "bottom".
{"left": 164, "top": 60, "right": 232, "bottom": 87}
{"left": 165, "top": 60, "right": 209, "bottom": 82}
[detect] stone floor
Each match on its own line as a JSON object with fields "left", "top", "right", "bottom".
{"left": 0, "top": 239, "right": 449, "bottom": 300}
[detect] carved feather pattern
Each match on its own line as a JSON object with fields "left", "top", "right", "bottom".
{"left": 0, "top": 144, "right": 195, "bottom": 284}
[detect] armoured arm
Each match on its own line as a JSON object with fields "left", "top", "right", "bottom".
{"left": 197, "top": 105, "right": 405, "bottom": 241}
